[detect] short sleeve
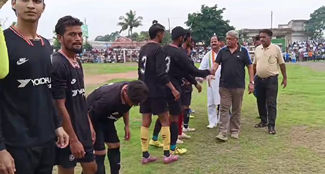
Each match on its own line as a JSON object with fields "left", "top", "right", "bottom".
{"left": 276, "top": 46, "right": 285, "bottom": 65}
{"left": 51, "top": 59, "right": 68, "bottom": 100}
{"left": 243, "top": 48, "right": 252, "bottom": 66}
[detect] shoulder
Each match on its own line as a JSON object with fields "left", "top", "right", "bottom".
{"left": 240, "top": 46, "right": 249, "bottom": 54}
{"left": 51, "top": 52, "right": 67, "bottom": 69}
{"left": 270, "top": 44, "right": 282, "bottom": 52}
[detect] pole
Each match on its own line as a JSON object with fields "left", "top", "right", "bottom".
{"left": 168, "top": 18, "right": 171, "bottom": 33}
{"left": 270, "top": 11, "right": 272, "bottom": 29}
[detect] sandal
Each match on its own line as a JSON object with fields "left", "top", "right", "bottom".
{"left": 254, "top": 122, "right": 268, "bottom": 128}
{"left": 268, "top": 127, "right": 276, "bottom": 135}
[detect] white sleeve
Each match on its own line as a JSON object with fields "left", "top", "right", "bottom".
{"left": 199, "top": 52, "right": 209, "bottom": 70}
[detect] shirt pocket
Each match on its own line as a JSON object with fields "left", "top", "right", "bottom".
{"left": 268, "top": 54, "right": 278, "bottom": 64}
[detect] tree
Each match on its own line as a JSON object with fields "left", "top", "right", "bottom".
{"left": 95, "top": 31, "right": 120, "bottom": 42}
{"left": 305, "top": 6, "right": 325, "bottom": 39}
{"left": 83, "top": 41, "right": 93, "bottom": 51}
{"left": 162, "top": 30, "right": 171, "bottom": 45}
{"left": 185, "top": 4, "right": 235, "bottom": 46}
{"left": 11, "top": 21, "right": 16, "bottom": 26}
{"left": 117, "top": 10, "right": 143, "bottom": 38}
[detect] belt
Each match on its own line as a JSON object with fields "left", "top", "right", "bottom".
{"left": 257, "top": 74, "right": 278, "bottom": 80}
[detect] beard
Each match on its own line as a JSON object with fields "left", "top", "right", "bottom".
{"left": 67, "top": 46, "right": 83, "bottom": 54}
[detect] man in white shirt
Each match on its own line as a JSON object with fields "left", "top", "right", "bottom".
{"left": 199, "top": 36, "right": 222, "bottom": 128}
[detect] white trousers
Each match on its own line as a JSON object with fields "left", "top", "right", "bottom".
{"left": 207, "top": 87, "right": 220, "bottom": 126}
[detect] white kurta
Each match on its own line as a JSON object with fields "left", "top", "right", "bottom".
{"left": 199, "top": 50, "right": 221, "bottom": 126}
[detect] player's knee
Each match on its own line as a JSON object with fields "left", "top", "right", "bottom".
{"left": 158, "top": 112, "right": 170, "bottom": 126}
{"left": 81, "top": 161, "right": 97, "bottom": 174}
{"left": 142, "top": 114, "right": 152, "bottom": 127}
{"left": 170, "top": 115, "right": 178, "bottom": 122}
{"left": 94, "top": 150, "right": 106, "bottom": 156}
{"left": 106, "top": 143, "right": 120, "bottom": 149}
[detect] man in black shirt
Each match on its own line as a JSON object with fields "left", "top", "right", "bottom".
{"left": 138, "top": 20, "right": 179, "bottom": 164}
{"left": 0, "top": 1, "right": 69, "bottom": 174}
{"left": 211, "top": 30, "right": 254, "bottom": 141}
{"left": 51, "top": 16, "right": 97, "bottom": 174}
{"left": 87, "top": 80, "right": 149, "bottom": 174}
{"left": 163, "top": 26, "right": 212, "bottom": 154}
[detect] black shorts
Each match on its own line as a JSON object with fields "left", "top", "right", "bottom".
{"left": 181, "top": 85, "right": 193, "bottom": 106}
{"left": 140, "top": 97, "right": 168, "bottom": 115}
{"left": 6, "top": 140, "right": 55, "bottom": 174}
{"left": 165, "top": 87, "right": 182, "bottom": 116}
{"left": 93, "top": 120, "right": 120, "bottom": 151}
{"left": 55, "top": 145, "right": 95, "bottom": 169}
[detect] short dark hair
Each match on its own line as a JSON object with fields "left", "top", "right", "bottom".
{"left": 254, "top": 35, "right": 260, "bottom": 41}
{"left": 55, "top": 16, "right": 83, "bottom": 36}
{"left": 259, "top": 29, "right": 273, "bottom": 37}
{"left": 126, "top": 80, "right": 149, "bottom": 105}
{"left": 171, "top": 26, "right": 186, "bottom": 41}
{"left": 12, "top": 0, "right": 45, "bottom": 14}
{"left": 149, "top": 20, "right": 165, "bottom": 40}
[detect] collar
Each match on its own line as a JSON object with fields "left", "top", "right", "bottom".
{"left": 9, "top": 26, "right": 44, "bottom": 46}
{"left": 120, "top": 85, "right": 127, "bottom": 105}
{"left": 224, "top": 43, "right": 242, "bottom": 52}
{"left": 261, "top": 43, "right": 272, "bottom": 50}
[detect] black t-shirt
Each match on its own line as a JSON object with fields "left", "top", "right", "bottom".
{"left": 215, "top": 45, "right": 252, "bottom": 88}
{"left": 87, "top": 82, "right": 131, "bottom": 122}
{"left": 138, "top": 42, "right": 170, "bottom": 98}
{"left": 51, "top": 52, "right": 92, "bottom": 148}
{"left": 179, "top": 47, "right": 195, "bottom": 92}
{"left": 0, "top": 27, "right": 60, "bottom": 149}
{"left": 163, "top": 45, "right": 210, "bottom": 89}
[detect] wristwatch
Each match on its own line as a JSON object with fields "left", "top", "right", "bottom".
{"left": 250, "top": 81, "right": 255, "bottom": 85}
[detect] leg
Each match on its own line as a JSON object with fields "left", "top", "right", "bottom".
{"left": 34, "top": 140, "right": 56, "bottom": 174}
{"left": 266, "top": 76, "right": 279, "bottom": 134}
{"left": 177, "top": 113, "right": 183, "bottom": 136}
{"left": 56, "top": 146, "right": 78, "bottom": 174}
{"left": 256, "top": 77, "right": 268, "bottom": 126}
{"left": 92, "top": 121, "right": 107, "bottom": 174}
{"left": 103, "top": 123, "right": 121, "bottom": 174}
{"left": 78, "top": 147, "right": 97, "bottom": 174}
{"left": 207, "top": 87, "right": 218, "bottom": 127}
{"left": 229, "top": 88, "right": 245, "bottom": 138}
{"left": 149, "top": 118, "right": 163, "bottom": 148}
{"left": 217, "top": 87, "right": 232, "bottom": 138}
{"left": 141, "top": 113, "right": 152, "bottom": 159}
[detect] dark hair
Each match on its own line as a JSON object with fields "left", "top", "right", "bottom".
{"left": 126, "top": 80, "right": 149, "bottom": 105}
{"left": 254, "top": 35, "right": 260, "bottom": 41}
{"left": 171, "top": 26, "right": 186, "bottom": 41}
{"left": 12, "top": 0, "right": 45, "bottom": 14}
{"left": 149, "top": 20, "right": 165, "bottom": 40}
{"left": 55, "top": 16, "right": 83, "bottom": 36}
{"left": 183, "top": 29, "right": 191, "bottom": 42}
{"left": 259, "top": 29, "right": 273, "bottom": 37}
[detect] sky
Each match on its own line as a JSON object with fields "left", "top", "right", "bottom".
{"left": 0, "top": 0, "right": 323, "bottom": 40}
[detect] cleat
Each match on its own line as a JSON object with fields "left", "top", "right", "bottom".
{"left": 142, "top": 156, "right": 158, "bottom": 165}
{"left": 163, "top": 154, "right": 178, "bottom": 164}
{"left": 183, "top": 127, "right": 195, "bottom": 132}
{"left": 171, "top": 147, "right": 187, "bottom": 155}
{"left": 149, "top": 139, "right": 163, "bottom": 148}
{"left": 178, "top": 133, "right": 191, "bottom": 139}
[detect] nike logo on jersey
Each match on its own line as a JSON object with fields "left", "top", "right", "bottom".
{"left": 71, "top": 79, "right": 77, "bottom": 84}
{"left": 17, "top": 58, "right": 29, "bottom": 65}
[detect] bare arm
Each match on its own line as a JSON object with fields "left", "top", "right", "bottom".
{"left": 280, "top": 64, "right": 287, "bottom": 79}
{"left": 123, "top": 111, "right": 130, "bottom": 127}
{"left": 55, "top": 99, "right": 79, "bottom": 142}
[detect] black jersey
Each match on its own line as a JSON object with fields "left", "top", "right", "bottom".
{"left": 51, "top": 52, "right": 92, "bottom": 148}
{"left": 0, "top": 27, "right": 60, "bottom": 150}
{"left": 138, "top": 42, "right": 170, "bottom": 97}
{"left": 87, "top": 82, "right": 131, "bottom": 122}
{"left": 179, "top": 47, "right": 197, "bottom": 89}
{"left": 163, "top": 45, "right": 210, "bottom": 87}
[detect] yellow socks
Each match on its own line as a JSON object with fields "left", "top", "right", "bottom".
{"left": 140, "top": 126, "right": 149, "bottom": 152}
{"left": 161, "top": 126, "right": 171, "bottom": 151}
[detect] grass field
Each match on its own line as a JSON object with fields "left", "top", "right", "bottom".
{"left": 80, "top": 63, "right": 325, "bottom": 174}
{"left": 82, "top": 63, "right": 137, "bottom": 75}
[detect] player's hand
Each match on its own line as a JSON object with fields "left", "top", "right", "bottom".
{"left": 70, "top": 140, "right": 85, "bottom": 159}
{"left": 172, "top": 89, "right": 180, "bottom": 101}
{"left": 281, "top": 78, "right": 287, "bottom": 89}
{"left": 207, "top": 75, "right": 215, "bottom": 87}
{"left": 55, "top": 127, "right": 69, "bottom": 149}
{"left": 195, "top": 83, "right": 202, "bottom": 93}
{"left": 248, "top": 83, "right": 254, "bottom": 94}
{"left": 0, "top": 149, "right": 15, "bottom": 174}
{"left": 124, "top": 126, "right": 131, "bottom": 141}
{"left": 210, "top": 68, "right": 216, "bottom": 76}
{"left": 0, "top": 0, "right": 9, "bottom": 9}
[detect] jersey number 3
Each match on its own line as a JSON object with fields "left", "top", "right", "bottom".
{"left": 140, "top": 56, "right": 171, "bottom": 74}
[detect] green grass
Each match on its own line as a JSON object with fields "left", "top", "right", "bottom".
{"left": 82, "top": 63, "right": 138, "bottom": 75}
{"left": 82, "top": 64, "right": 325, "bottom": 174}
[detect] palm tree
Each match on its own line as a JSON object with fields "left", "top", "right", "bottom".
{"left": 117, "top": 10, "right": 143, "bottom": 38}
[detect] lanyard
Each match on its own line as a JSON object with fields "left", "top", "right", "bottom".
{"left": 58, "top": 50, "right": 80, "bottom": 68}
{"left": 209, "top": 51, "right": 216, "bottom": 68}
